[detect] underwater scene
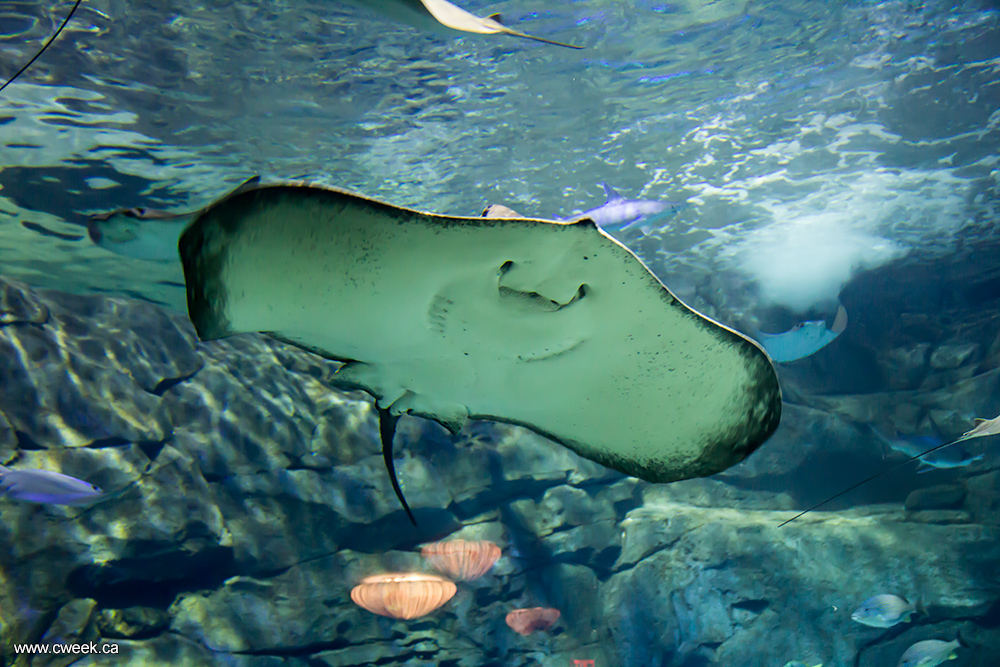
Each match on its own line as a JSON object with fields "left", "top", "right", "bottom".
{"left": 0, "top": 0, "right": 998, "bottom": 665}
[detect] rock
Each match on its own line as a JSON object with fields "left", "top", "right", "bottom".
{"left": 719, "top": 403, "right": 859, "bottom": 480}
{"left": 446, "top": 426, "right": 620, "bottom": 518}
{"left": 0, "top": 409, "right": 16, "bottom": 461}
{"left": 929, "top": 342, "right": 978, "bottom": 369}
{"left": 540, "top": 563, "right": 602, "bottom": 638}
{"left": 602, "top": 503, "right": 1000, "bottom": 667}
{"left": 510, "top": 485, "right": 616, "bottom": 537}
{"left": 616, "top": 504, "right": 699, "bottom": 570}
{"left": 41, "top": 288, "right": 204, "bottom": 393}
{"left": 169, "top": 554, "right": 408, "bottom": 654}
{"left": 508, "top": 485, "right": 623, "bottom": 571}
{"left": 904, "top": 483, "right": 967, "bottom": 511}
{"left": 542, "top": 520, "right": 622, "bottom": 572}
{"left": 97, "top": 607, "right": 171, "bottom": 639}
{"left": 904, "top": 509, "right": 973, "bottom": 524}
{"left": 0, "top": 274, "right": 998, "bottom": 667}
{"left": 69, "top": 634, "right": 285, "bottom": 667}
{"left": 0, "top": 326, "right": 172, "bottom": 447}
{"left": 0, "top": 277, "right": 48, "bottom": 325}
{"left": 35, "top": 598, "right": 98, "bottom": 667}
{"left": 879, "top": 344, "right": 929, "bottom": 390}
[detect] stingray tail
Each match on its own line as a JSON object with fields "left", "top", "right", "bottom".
{"left": 779, "top": 433, "right": 971, "bottom": 526}
{"left": 484, "top": 12, "right": 583, "bottom": 49}
{"left": 0, "top": 0, "right": 82, "bottom": 94}
{"left": 377, "top": 407, "right": 417, "bottom": 526}
{"left": 503, "top": 27, "right": 584, "bottom": 49}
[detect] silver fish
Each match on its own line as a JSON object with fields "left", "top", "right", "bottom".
{"left": 562, "top": 182, "right": 684, "bottom": 233}
{"left": 851, "top": 594, "right": 918, "bottom": 628}
{"left": 872, "top": 427, "right": 984, "bottom": 472}
{"left": 897, "top": 639, "right": 961, "bottom": 667}
{"left": 914, "top": 445, "right": 984, "bottom": 472}
{"left": 0, "top": 465, "right": 103, "bottom": 505}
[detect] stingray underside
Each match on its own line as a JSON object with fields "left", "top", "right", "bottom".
{"left": 179, "top": 184, "right": 781, "bottom": 484}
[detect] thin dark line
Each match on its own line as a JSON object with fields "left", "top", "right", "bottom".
{"left": 0, "top": 0, "right": 84, "bottom": 94}
{"left": 777, "top": 434, "right": 979, "bottom": 527}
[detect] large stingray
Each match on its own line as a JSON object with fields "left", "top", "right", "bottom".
{"left": 347, "top": 0, "right": 582, "bottom": 48}
{"left": 178, "top": 183, "right": 781, "bottom": 523}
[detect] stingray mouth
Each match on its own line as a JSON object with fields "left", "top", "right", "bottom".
{"left": 497, "top": 260, "right": 588, "bottom": 312}
{"left": 497, "top": 284, "right": 587, "bottom": 311}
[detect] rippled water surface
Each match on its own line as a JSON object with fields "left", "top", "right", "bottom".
{"left": 0, "top": 0, "right": 997, "bottom": 318}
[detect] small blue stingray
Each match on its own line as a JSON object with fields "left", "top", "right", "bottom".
{"left": 757, "top": 304, "right": 848, "bottom": 362}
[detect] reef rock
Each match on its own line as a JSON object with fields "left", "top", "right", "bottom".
{"left": 0, "top": 274, "right": 997, "bottom": 667}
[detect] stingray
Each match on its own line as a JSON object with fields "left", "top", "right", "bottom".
{"left": 348, "top": 0, "right": 582, "bottom": 48}
{"left": 957, "top": 412, "right": 1000, "bottom": 441}
{"left": 757, "top": 304, "right": 848, "bottom": 362}
{"left": 88, "top": 177, "right": 260, "bottom": 261}
{"left": 178, "top": 183, "right": 781, "bottom": 524}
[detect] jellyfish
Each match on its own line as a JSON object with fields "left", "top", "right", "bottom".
{"left": 505, "top": 607, "right": 561, "bottom": 635}
{"left": 421, "top": 539, "right": 501, "bottom": 581}
{"left": 350, "top": 573, "right": 457, "bottom": 619}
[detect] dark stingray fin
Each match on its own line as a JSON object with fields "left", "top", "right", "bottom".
{"left": 230, "top": 175, "right": 262, "bottom": 197}
{"left": 378, "top": 406, "right": 417, "bottom": 526}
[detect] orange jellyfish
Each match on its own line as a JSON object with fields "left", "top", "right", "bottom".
{"left": 421, "top": 539, "right": 501, "bottom": 581}
{"left": 350, "top": 572, "right": 457, "bottom": 619}
{"left": 505, "top": 607, "right": 561, "bottom": 635}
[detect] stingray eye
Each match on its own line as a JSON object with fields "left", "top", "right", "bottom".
{"left": 130, "top": 207, "right": 147, "bottom": 217}
{"left": 499, "top": 260, "right": 514, "bottom": 275}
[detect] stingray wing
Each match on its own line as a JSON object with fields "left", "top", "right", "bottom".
{"left": 89, "top": 176, "right": 261, "bottom": 261}
{"left": 353, "top": 0, "right": 582, "bottom": 48}
{"left": 179, "top": 184, "right": 780, "bottom": 483}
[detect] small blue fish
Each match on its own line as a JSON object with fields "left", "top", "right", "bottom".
{"left": 758, "top": 304, "right": 848, "bottom": 362}
{"left": 0, "top": 465, "right": 104, "bottom": 505}
{"left": 914, "top": 445, "right": 984, "bottom": 473}
{"left": 872, "top": 428, "right": 984, "bottom": 472}
{"left": 851, "top": 594, "right": 919, "bottom": 628}
{"left": 562, "top": 182, "right": 683, "bottom": 233}
{"left": 897, "top": 638, "right": 961, "bottom": 667}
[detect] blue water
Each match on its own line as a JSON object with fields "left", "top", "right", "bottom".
{"left": 0, "top": 0, "right": 995, "bottom": 318}
{"left": 1, "top": 1, "right": 998, "bottom": 666}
